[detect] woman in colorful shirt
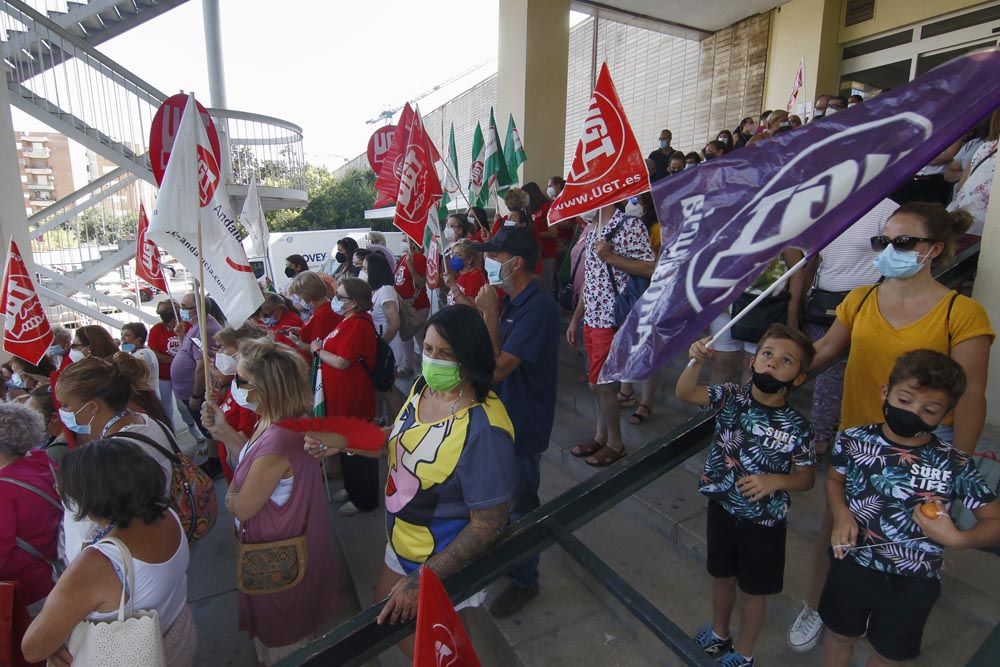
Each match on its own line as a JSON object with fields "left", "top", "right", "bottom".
{"left": 305, "top": 305, "right": 516, "bottom": 658}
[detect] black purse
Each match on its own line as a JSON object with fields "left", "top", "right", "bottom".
{"left": 730, "top": 291, "right": 790, "bottom": 343}
{"left": 804, "top": 288, "right": 851, "bottom": 326}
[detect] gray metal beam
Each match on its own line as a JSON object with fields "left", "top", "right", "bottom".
{"left": 32, "top": 173, "right": 137, "bottom": 237}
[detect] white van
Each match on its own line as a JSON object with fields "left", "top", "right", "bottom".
{"left": 247, "top": 228, "right": 407, "bottom": 293}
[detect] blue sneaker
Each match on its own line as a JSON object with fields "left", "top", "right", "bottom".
{"left": 693, "top": 623, "right": 733, "bottom": 656}
{"left": 718, "top": 650, "right": 754, "bottom": 667}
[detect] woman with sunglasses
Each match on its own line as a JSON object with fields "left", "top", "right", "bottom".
{"left": 202, "top": 338, "right": 338, "bottom": 665}
{"left": 311, "top": 277, "right": 379, "bottom": 516}
{"left": 786, "top": 201, "right": 994, "bottom": 653}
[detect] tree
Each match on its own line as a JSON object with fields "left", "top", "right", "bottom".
{"left": 269, "top": 168, "right": 377, "bottom": 232}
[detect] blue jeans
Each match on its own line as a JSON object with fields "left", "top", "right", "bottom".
{"left": 509, "top": 451, "right": 541, "bottom": 589}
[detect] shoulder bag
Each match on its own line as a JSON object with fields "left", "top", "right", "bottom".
{"left": 603, "top": 219, "right": 651, "bottom": 327}
{"left": 67, "top": 537, "right": 166, "bottom": 666}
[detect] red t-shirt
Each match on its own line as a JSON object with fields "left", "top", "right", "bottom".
{"left": 321, "top": 314, "right": 376, "bottom": 421}
{"left": 447, "top": 269, "right": 488, "bottom": 305}
{"left": 148, "top": 321, "right": 189, "bottom": 380}
{"left": 534, "top": 201, "right": 557, "bottom": 259}
{"left": 264, "top": 309, "right": 304, "bottom": 333}
{"left": 301, "top": 301, "right": 343, "bottom": 344}
{"left": 394, "top": 253, "right": 430, "bottom": 310}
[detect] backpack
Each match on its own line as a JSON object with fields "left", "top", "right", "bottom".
{"left": 113, "top": 421, "right": 217, "bottom": 543}
{"left": 359, "top": 318, "right": 396, "bottom": 392}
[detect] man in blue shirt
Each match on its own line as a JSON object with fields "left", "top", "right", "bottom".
{"left": 473, "top": 228, "right": 560, "bottom": 616}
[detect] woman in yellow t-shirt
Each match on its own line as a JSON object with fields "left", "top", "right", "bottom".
{"left": 786, "top": 201, "right": 994, "bottom": 652}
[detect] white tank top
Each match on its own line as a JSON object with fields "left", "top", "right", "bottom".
{"left": 85, "top": 510, "right": 189, "bottom": 630}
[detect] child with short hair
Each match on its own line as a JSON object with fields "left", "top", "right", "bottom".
{"left": 677, "top": 323, "right": 817, "bottom": 667}
{"left": 822, "top": 349, "right": 1000, "bottom": 666}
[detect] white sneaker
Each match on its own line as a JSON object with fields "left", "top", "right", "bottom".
{"left": 332, "top": 489, "right": 349, "bottom": 503}
{"left": 338, "top": 501, "right": 359, "bottom": 516}
{"left": 787, "top": 603, "right": 823, "bottom": 652}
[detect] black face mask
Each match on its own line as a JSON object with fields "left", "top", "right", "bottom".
{"left": 751, "top": 370, "right": 794, "bottom": 395}
{"left": 883, "top": 401, "right": 937, "bottom": 438}
{"left": 335, "top": 252, "right": 347, "bottom": 264}
{"left": 284, "top": 267, "right": 296, "bottom": 278}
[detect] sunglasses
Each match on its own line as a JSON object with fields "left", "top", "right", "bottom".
{"left": 869, "top": 235, "right": 938, "bottom": 252}
{"left": 233, "top": 374, "right": 252, "bottom": 388}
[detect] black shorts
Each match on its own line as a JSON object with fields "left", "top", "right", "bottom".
{"left": 705, "top": 500, "right": 786, "bottom": 595}
{"left": 819, "top": 552, "right": 940, "bottom": 661}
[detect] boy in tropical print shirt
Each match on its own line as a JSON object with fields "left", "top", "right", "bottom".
{"left": 677, "top": 323, "right": 817, "bottom": 667}
{"left": 822, "top": 350, "right": 1000, "bottom": 665}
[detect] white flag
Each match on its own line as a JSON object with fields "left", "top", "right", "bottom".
{"left": 241, "top": 175, "right": 269, "bottom": 257}
{"left": 148, "top": 93, "right": 263, "bottom": 327}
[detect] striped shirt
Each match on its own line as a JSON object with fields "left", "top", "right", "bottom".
{"left": 814, "top": 198, "right": 898, "bottom": 292}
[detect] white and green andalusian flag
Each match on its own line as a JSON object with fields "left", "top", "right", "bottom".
{"left": 312, "top": 356, "right": 326, "bottom": 417}
{"left": 503, "top": 113, "right": 526, "bottom": 186}
{"left": 468, "top": 121, "right": 487, "bottom": 208}
{"left": 439, "top": 123, "right": 461, "bottom": 221}
{"left": 484, "top": 107, "right": 512, "bottom": 197}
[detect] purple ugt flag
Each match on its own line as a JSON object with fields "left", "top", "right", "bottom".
{"left": 601, "top": 49, "right": 1000, "bottom": 383}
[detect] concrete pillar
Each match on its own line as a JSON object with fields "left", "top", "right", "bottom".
{"left": 970, "top": 153, "right": 1000, "bottom": 426}
{"left": 202, "top": 0, "right": 227, "bottom": 109}
{"left": 762, "top": 0, "right": 842, "bottom": 113}
{"left": 0, "top": 72, "right": 33, "bottom": 269}
{"left": 497, "top": 0, "right": 570, "bottom": 188}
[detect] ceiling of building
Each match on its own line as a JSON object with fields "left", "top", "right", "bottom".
{"left": 571, "top": 0, "right": 789, "bottom": 38}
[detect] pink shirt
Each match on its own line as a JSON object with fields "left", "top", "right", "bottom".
{"left": 0, "top": 450, "right": 61, "bottom": 605}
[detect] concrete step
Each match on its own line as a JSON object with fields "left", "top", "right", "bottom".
{"left": 542, "top": 341, "right": 1000, "bottom": 665}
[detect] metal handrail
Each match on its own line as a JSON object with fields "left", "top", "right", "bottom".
{"left": 278, "top": 243, "right": 991, "bottom": 667}
{"left": 207, "top": 107, "right": 304, "bottom": 135}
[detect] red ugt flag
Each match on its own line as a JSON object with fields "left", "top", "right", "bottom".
{"left": 549, "top": 63, "right": 649, "bottom": 224}
{"left": 1, "top": 239, "right": 54, "bottom": 365}
{"left": 375, "top": 104, "right": 416, "bottom": 205}
{"left": 413, "top": 567, "right": 481, "bottom": 667}
{"left": 393, "top": 110, "right": 443, "bottom": 244}
{"left": 135, "top": 203, "right": 169, "bottom": 292}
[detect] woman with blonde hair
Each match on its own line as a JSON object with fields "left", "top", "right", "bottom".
{"left": 202, "top": 339, "right": 338, "bottom": 664}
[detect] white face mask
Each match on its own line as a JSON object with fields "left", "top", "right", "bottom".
{"left": 580, "top": 209, "right": 598, "bottom": 222}
{"left": 624, "top": 201, "right": 642, "bottom": 218}
{"left": 68, "top": 348, "right": 85, "bottom": 363}
{"left": 230, "top": 380, "right": 257, "bottom": 411}
{"left": 359, "top": 270, "right": 368, "bottom": 282}
{"left": 444, "top": 227, "right": 456, "bottom": 242}
{"left": 215, "top": 351, "right": 238, "bottom": 376}
{"left": 546, "top": 186, "right": 557, "bottom": 198}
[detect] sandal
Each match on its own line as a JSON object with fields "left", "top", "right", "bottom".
{"left": 617, "top": 390, "right": 637, "bottom": 407}
{"left": 570, "top": 439, "right": 604, "bottom": 458}
{"left": 628, "top": 404, "right": 652, "bottom": 425}
{"left": 585, "top": 445, "right": 626, "bottom": 467}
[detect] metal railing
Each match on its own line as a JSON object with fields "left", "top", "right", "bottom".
{"left": 279, "top": 244, "right": 993, "bottom": 667}
{"left": 211, "top": 107, "right": 307, "bottom": 195}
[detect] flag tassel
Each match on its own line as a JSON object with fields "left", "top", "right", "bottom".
{"left": 687, "top": 254, "right": 813, "bottom": 368}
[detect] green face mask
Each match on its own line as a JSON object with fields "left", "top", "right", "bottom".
{"left": 422, "top": 354, "right": 463, "bottom": 392}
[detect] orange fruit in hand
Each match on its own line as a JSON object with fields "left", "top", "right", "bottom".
{"left": 920, "top": 502, "right": 942, "bottom": 519}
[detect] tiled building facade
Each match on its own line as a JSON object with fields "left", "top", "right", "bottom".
{"left": 16, "top": 131, "right": 74, "bottom": 215}
{"left": 338, "top": 11, "right": 772, "bottom": 184}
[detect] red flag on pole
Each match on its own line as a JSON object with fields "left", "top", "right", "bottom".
{"left": 413, "top": 567, "right": 481, "bottom": 667}
{"left": 135, "top": 203, "right": 169, "bottom": 292}
{"left": 786, "top": 58, "right": 805, "bottom": 112}
{"left": 548, "top": 63, "right": 649, "bottom": 224}
{"left": 375, "top": 104, "right": 416, "bottom": 203}
{"left": 1, "top": 239, "right": 54, "bottom": 365}
{"left": 393, "top": 109, "right": 443, "bottom": 244}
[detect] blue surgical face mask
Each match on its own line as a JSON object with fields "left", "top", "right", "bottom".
{"left": 120, "top": 342, "right": 136, "bottom": 353}
{"left": 873, "top": 245, "right": 930, "bottom": 280}
{"left": 230, "top": 380, "right": 257, "bottom": 412}
{"left": 658, "top": 139, "right": 669, "bottom": 149}
{"left": 448, "top": 255, "right": 465, "bottom": 272}
{"left": 262, "top": 315, "right": 278, "bottom": 326}
{"left": 59, "top": 403, "right": 94, "bottom": 435}
{"left": 180, "top": 308, "right": 193, "bottom": 323}
{"left": 10, "top": 373, "right": 25, "bottom": 389}
{"left": 485, "top": 256, "right": 516, "bottom": 286}
{"left": 48, "top": 344, "right": 65, "bottom": 358}
{"left": 331, "top": 296, "right": 349, "bottom": 315}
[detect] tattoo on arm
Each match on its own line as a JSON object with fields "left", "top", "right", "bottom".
{"left": 423, "top": 504, "right": 508, "bottom": 579}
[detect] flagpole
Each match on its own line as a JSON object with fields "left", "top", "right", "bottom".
{"left": 440, "top": 158, "right": 473, "bottom": 211}
{"left": 688, "top": 253, "right": 812, "bottom": 367}
{"left": 194, "top": 216, "right": 213, "bottom": 399}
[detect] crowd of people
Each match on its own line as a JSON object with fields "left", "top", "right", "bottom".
{"left": 1, "top": 93, "right": 999, "bottom": 667}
